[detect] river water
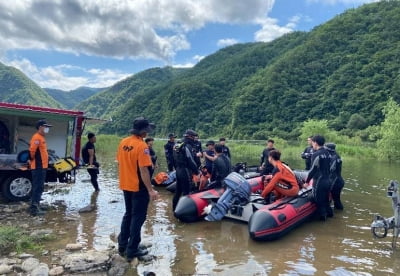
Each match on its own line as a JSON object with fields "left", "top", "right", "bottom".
{"left": 38, "top": 155, "right": 400, "bottom": 276}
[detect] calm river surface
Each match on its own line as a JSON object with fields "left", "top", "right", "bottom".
{"left": 40, "top": 155, "right": 400, "bottom": 276}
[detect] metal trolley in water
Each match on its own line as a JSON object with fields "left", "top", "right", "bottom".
{"left": 371, "top": 180, "right": 400, "bottom": 248}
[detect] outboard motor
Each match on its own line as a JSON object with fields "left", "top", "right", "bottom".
{"left": 205, "top": 172, "right": 251, "bottom": 221}
{"left": 371, "top": 180, "right": 400, "bottom": 248}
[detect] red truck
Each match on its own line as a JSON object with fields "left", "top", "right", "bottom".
{"left": 0, "top": 102, "right": 87, "bottom": 201}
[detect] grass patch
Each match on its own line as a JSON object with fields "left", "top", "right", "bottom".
{"left": 92, "top": 134, "right": 377, "bottom": 170}
{"left": 0, "top": 226, "right": 55, "bottom": 255}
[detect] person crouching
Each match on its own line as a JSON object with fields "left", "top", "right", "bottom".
{"left": 261, "top": 150, "right": 299, "bottom": 202}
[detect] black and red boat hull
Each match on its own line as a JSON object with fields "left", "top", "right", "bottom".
{"left": 174, "top": 176, "right": 264, "bottom": 222}
{"left": 248, "top": 192, "right": 317, "bottom": 241}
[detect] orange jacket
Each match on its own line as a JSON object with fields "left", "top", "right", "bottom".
{"left": 261, "top": 160, "right": 299, "bottom": 198}
{"left": 29, "top": 132, "right": 49, "bottom": 169}
{"left": 116, "top": 135, "right": 152, "bottom": 192}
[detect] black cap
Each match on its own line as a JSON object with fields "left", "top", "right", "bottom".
{"left": 184, "top": 129, "right": 198, "bottom": 137}
{"left": 206, "top": 140, "right": 215, "bottom": 146}
{"left": 325, "top": 143, "right": 336, "bottom": 151}
{"left": 168, "top": 133, "right": 177, "bottom": 138}
{"left": 87, "top": 132, "right": 95, "bottom": 139}
{"left": 36, "top": 119, "right": 52, "bottom": 129}
{"left": 130, "top": 117, "right": 155, "bottom": 135}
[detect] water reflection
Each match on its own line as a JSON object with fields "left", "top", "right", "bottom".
{"left": 35, "top": 157, "right": 400, "bottom": 276}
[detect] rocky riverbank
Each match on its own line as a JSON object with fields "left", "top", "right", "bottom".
{"left": 0, "top": 202, "right": 154, "bottom": 276}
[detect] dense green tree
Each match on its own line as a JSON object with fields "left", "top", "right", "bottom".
{"left": 377, "top": 98, "right": 400, "bottom": 161}
{"left": 346, "top": 113, "right": 368, "bottom": 130}
{"left": 299, "top": 120, "right": 331, "bottom": 142}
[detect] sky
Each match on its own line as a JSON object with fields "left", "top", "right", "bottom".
{"left": 0, "top": 0, "right": 378, "bottom": 91}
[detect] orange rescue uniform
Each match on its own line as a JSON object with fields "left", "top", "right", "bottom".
{"left": 29, "top": 132, "right": 49, "bottom": 169}
{"left": 261, "top": 160, "right": 299, "bottom": 198}
{"left": 116, "top": 135, "right": 152, "bottom": 192}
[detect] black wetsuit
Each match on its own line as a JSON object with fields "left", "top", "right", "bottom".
{"left": 193, "top": 140, "right": 203, "bottom": 168}
{"left": 164, "top": 141, "right": 176, "bottom": 172}
{"left": 148, "top": 147, "right": 157, "bottom": 178}
{"left": 301, "top": 146, "right": 314, "bottom": 170}
{"left": 172, "top": 138, "right": 199, "bottom": 210}
{"left": 210, "top": 154, "right": 231, "bottom": 188}
{"left": 329, "top": 150, "right": 345, "bottom": 210}
{"left": 82, "top": 141, "right": 100, "bottom": 191}
{"left": 306, "top": 147, "right": 333, "bottom": 219}
{"left": 204, "top": 149, "right": 215, "bottom": 173}
{"left": 260, "top": 147, "right": 275, "bottom": 175}
{"left": 221, "top": 145, "right": 231, "bottom": 159}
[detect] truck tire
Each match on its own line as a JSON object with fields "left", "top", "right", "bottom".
{"left": 1, "top": 175, "right": 32, "bottom": 201}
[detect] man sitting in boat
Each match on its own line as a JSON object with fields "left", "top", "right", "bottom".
{"left": 208, "top": 143, "right": 231, "bottom": 189}
{"left": 261, "top": 150, "right": 299, "bottom": 202}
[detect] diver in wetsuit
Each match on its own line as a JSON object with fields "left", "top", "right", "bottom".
{"left": 325, "top": 143, "right": 345, "bottom": 210}
{"left": 260, "top": 139, "right": 276, "bottom": 175}
{"left": 305, "top": 135, "right": 333, "bottom": 221}
{"left": 209, "top": 143, "right": 231, "bottom": 189}
{"left": 172, "top": 129, "right": 200, "bottom": 211}
{"left": 301, "top": 136, "right": 314, "bottom": 170}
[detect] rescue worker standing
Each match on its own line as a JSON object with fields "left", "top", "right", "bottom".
{"left": 145, "top": 137, "right": 157, "bottom": 178}
{"left": 82, "top": 132, "right": 100, "bottom": 191}
{"left": 260, "top": 139, "right": 276, "bottom": 175}
{"left": 219, "top": 138, "right": 231, "bottom": 159}
{"left": 164, "top": 133, "right": 177, "bottom": 172}
{"left": 29, "top": 119, "right": 52, "bottom": 216}
{"left": 172, "top": 129, "right": 200, "bottom": 211}
{"left": 193, "top": 134, "right": 203, "bottom": 168}
{"left": 325, "top": 143, "right": 345, "bottom": 210}
{"left": 301, "top": 136, "right": 314, "bottom": 170}
{"left": 305, "top": 135, "right": 333, "bottom": 221}
{"left": 116, "top": 117, "right": 159, "bottom": 261}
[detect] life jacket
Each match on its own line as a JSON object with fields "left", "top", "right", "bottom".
{"left": 153, "top": 172, "right": 169, "bottom": 185}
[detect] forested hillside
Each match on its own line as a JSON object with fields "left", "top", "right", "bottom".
{"left": 75, "top": 66, "right": 186, "bottom": 119}
{"left": 98, "top": 32, "right": 308, "bottom": 136}
{"left": 0, "top": 62, "right": 62, "bottom": 108}
{"left": 230, "top": 0, "right": 400, "bottom": 139}
{"left": 90, "top": 1, "right": 400, "bottom": 139}
{"left": 45, "top": 87, "right": 105, "bottom": 109}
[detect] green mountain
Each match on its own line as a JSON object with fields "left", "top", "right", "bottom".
{"left": 230, "top": 1, "right": 400, "bottom": 139}
{"left": 75, "top": 66, "right": 187, "bottom": 119}
{"left": 45, "top": 87, "right": 106, "bottom": 109}
{"left": 0, "top": 62, "right": 63, "bottom": 108}
{"left": 91, "top": 0, "right": 400, "bottom": 139}
{"left": 97, "top": 32, "right": 307, "bottom": 137}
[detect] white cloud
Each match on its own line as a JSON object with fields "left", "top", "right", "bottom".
{"left": 4, "top": 58, "right": 129, "bottom": 90}
{"left": 0, "top": 0, "right": 275, "bottom": 61}
{"left": 173, "top": 62, "right": 195, "bottom": 69}
{"left": 193, "top": 55, "right": 205, "bottom": 62}
{"left": 217, "top": 38, "right": 239, "bottom": 47}
{"left": 172, "top": 54, "right": 205, "bottom": 68}
{"left": 254, "top": 17, "right": 295, "bottom": 42}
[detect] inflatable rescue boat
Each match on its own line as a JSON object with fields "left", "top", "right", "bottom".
{"left": 174, "top": 174, "right": 264, "bottom": 222}
{"left": 175, "top": 171, "right": 317, "bottom": 241}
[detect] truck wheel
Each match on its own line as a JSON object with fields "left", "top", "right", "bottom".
{"left": 2, "top": 175, "right": 32, "bottom": 201}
